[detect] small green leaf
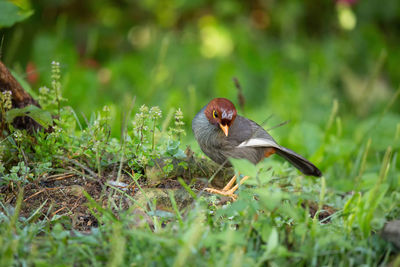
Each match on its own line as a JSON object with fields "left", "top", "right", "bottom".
{"left": 0, "top": 1, "right": 33, "bottom": 28}
{"left": 267, "top": 228, "right": 279, "bottom": 253}
{"left": 230, "top": 158, "right": 258, "bottom": 177}
{"left": 255, "top": 187, "right": 283, "bottom": 211}
{"left": 5, "top": 105, "right": 52, "bottom": 128}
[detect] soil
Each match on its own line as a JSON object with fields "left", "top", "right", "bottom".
{"left": 0, "top": 156, "right": 336, "bottom": 231}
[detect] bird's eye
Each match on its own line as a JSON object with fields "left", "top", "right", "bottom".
{"left": 212, "top": 110, "right": 218, "bottom": 119}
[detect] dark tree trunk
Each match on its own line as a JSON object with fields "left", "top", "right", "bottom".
{"left": 0, "top": 61, "right": 42, "bottom": 131}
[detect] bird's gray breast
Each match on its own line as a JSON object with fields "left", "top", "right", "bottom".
{"left": 192, "top": 108, "right": 228, "bottom": 164}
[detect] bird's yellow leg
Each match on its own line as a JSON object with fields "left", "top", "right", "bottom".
{"left": 228, "top": 176, "right": 250, "bottom": 193}
{"left": 205, "top": 175, "right": 250, "bottom": 200}
{"left": 222, "top": 175, "right": 237, "bottom": 191}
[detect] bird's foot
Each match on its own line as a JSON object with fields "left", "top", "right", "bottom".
{"left": 204, "top": 187, "right": 238, "bottom": 200}
{"left": 204, "top": 175, "right": 250, "bottom": 200}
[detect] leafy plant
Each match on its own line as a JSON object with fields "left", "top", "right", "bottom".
{"left": 0, "top": 1, "right": 33, "bottom": 28}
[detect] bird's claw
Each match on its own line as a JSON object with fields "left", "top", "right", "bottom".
{"left": 204, "top": 187, "right": 238, "bottom": 200}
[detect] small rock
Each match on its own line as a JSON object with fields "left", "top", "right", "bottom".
{"left": 381, "top": 220, "right": 400, "bottom": 249}
{"left": 65, "top": 185, "right": 85, "bottom": 197}
{"left": 108, "top": 181, "right": 130, "bottom": 191}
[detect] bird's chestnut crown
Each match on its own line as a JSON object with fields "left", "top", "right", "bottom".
{"left": 204, "top": 98, "right": 237, "bottom": 136}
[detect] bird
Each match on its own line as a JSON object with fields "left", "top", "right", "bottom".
{"left": 192, "top": 98, "right": 322, "bottom": 199}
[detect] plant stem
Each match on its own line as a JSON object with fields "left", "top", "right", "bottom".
{"left": 152, "top": 121, "right": 155, "bottom": 151}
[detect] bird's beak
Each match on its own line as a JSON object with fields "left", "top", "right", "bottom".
{"left": 219, "top": 123, "right": 229, "bottom": 136}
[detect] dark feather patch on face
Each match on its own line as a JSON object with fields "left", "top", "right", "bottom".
{"left": 204, "top": 98, "right": 237, "bottom": 127}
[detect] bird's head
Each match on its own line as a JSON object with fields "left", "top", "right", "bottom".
{"left": 204, "top": 98, "right": 237, "bottom": 136}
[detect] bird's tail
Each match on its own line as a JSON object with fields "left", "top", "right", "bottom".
{"left": 276, "top": 146, "right": 322, "bottom": 177}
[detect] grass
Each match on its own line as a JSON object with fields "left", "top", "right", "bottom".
{"left": 0, "top": 65, "right": 399, "bottom": 265}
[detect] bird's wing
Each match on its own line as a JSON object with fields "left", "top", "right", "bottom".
{"left": 237, "top": 138, "right": 280, "bottom": 149}
{"left": 229, "top": 116, "right": 281, "bottom": 149}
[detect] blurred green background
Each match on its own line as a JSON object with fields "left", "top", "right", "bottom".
{"left": 1, "top": 0, "right": 400, "bottom": 189}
